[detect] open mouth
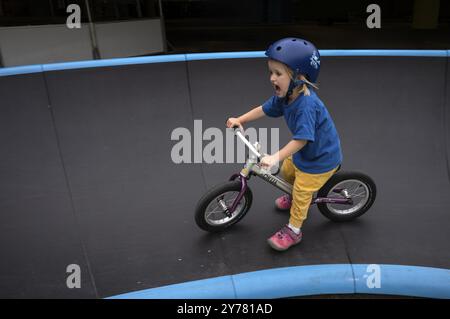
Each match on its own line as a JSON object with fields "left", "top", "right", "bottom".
{"left": 274, "top": 84, "right": 281, "bottom": 94}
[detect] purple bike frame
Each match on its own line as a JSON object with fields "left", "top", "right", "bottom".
{"left": 226, "top": 173, "right": 351, "bottom": 214}
{"left": 227, "top": 174, "right": 248, "bottom": 214}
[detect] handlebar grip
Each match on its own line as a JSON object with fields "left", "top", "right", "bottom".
{"left": 225, "top": 120, "right": 240, "bottom": 131}
{"left": 273, "top": 166, "right": 280, "bottom": 176}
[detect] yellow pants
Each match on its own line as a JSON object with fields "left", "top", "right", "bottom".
{"left": 281, "top": 156, "right": 339, "bottom": 228}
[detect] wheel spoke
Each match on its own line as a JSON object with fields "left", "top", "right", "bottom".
{"left": 347, "top": 184, "right": 360, "bottom": 194}
{"left": 204, "top": 190, "right": 246, "bottom": 226}
{"left": 350, "top": 191, "right": 366, "bottom": 198}
{"left": 326, "top": 179, "right": 369, "bottom": 215}
{"left": 206, "top": 208, "right": 224, "bottom": 219}
{"left": 224, "top": 196, "right": 238, "bottom": 205}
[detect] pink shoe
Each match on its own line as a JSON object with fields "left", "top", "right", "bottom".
{"left": 267, "top": 225, "right": 302, "bottom": 251}
{"left": 275, "top": 194, "right": 292, "bottom": 211}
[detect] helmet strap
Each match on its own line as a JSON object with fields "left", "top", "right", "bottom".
{"left": 284, "top": 71, "right": 306, "bottom": 105}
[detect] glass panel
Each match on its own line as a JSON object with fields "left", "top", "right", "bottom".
{"left": 0, "top": 0, "right": 160, "bottom": 26}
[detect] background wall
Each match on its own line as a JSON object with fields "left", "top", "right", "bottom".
{"left": 0, "top": 18, "right": 164, "bottom": 66}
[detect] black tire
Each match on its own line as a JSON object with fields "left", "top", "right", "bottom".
{"left": 195, "top": 180, "right": 253, "bottom": 232}
{"left": 317, "top": 171, "right": 376, "bottom": 222}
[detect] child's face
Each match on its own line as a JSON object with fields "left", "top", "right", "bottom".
{"left": 268, "top": 59, "right": 291, "bottom": 97}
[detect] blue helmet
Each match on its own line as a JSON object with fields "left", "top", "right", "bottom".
{"left": 265, "top": 37, "right": 321, "bottom": 83}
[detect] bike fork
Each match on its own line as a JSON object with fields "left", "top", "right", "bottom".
{"left": 224, "top": 174, "right": 248, "bottom": 215}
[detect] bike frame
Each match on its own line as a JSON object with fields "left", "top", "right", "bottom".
{"left": 226, "top": 129, "right": 352, "bottom": 215}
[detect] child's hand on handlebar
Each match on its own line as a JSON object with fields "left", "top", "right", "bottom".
{"left": 226, "top": 117, "right": 244, "bottom": 130}
{"left": 260, "top": 154, "right": 279, "bottom": 169}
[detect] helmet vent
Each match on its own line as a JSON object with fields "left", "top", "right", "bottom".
{"left": 304, "top": 41, "right": 308, "bottom": 45}
{"left": 292, "top": 39, "right": 297, "bottom": 41}
{"left": 276, "top": 46, "right": 282, "bottom": 51}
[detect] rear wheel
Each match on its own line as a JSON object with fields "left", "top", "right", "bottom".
{"left": 195, "top": 180, "right": 253, "bottom": 232}
{"left": 317, "top": 171, "right": 376, "bottom": 222}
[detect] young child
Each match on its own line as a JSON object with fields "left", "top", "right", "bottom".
{"left": 226, "top": 37, "right": 342, "bottom": 251}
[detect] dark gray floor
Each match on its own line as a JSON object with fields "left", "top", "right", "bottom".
{"left": 0, "top": 74, "right": 97, "bottom": 298}
{"left": 0, "top": 56, "right": 449, "bottom": 298}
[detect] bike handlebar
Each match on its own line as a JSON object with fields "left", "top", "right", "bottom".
{"left": 230, "top": 125, "right": 280, "bottom": 175}
{"left": 231, "top": 126, "right": 262, "bottom": 158}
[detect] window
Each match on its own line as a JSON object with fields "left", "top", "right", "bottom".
{"left": 0, "top": 0, "right": 160, "bottom": 26}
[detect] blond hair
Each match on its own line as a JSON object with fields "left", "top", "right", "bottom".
{"left": 282, "top": 64, "right": 318, "bottom": 96}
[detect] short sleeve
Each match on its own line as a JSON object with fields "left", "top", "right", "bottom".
{"left": 262, "top": 96, "right": 283, "bottom": 118}
{"left": 292, "top": 105, "right": 316, "bottom": 142}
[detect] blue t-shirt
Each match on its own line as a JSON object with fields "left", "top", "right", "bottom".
{"left": 262, "top": 90, "right": 342, "bottom": 174}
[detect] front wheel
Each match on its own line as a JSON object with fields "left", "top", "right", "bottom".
{"left": 195, "top": 180, "right": 253, "bottom": 232}
{"left": 317, "top": 171, "right": 376, "bottom": 222}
